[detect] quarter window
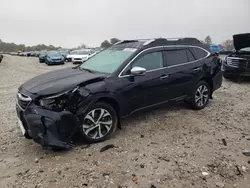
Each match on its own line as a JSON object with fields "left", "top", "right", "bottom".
{"left": 189, "top": 47, "right": 208, "bottom": 60}
{"left": 132, "top": 51, "right": 163, "bottom": 71}
{"left": 165, "top": 49, "right": 188, "bottom": 66}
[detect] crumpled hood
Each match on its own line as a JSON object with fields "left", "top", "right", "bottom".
{"left": 233, "top": 33, "right": 250, "bottom": 50}
{"left": 19, "top": 68, "right": 106, "bottom": 96}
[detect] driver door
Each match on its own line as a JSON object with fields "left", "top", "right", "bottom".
{"left": 117, "top": 47, "right": 171, "bottom": 114}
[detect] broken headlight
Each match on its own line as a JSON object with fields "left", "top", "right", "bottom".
{"left": 39, "top": 87, "right": 90, "bottom": 111}
{"left": 39, "top": 90, "right": 71, "bottom": 111}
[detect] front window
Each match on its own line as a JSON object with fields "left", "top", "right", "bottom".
{"left": 132, "top": 52, "right": 163, "bottom": 70}
{"left": 80, "top": 49, "right": 134, "bottom": 73}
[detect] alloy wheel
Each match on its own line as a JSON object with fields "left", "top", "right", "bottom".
{"left": 195, "top": 85, "right": 209, "bottom": 107}
{"left": 82, "top": 108, "right": 113, "bottom": 139}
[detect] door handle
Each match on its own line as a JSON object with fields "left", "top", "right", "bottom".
{"left": 193, "top": 67, "right": 201, "bottom": 72}
{"left": 160, "top": 75, "right": 169, "bottom": 80}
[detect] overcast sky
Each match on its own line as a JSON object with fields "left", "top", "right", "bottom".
{"left": 0, "top": 0, "right": 249, "bottom": 48}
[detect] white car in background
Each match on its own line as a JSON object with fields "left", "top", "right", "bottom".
{"left": 72, "top": 50, "right": 92, "bottom": 64}
{"left": 66, "top": 50, "right": 78, "bottom": 62}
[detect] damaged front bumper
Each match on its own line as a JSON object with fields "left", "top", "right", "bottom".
{"left": 16, "top": 104, "right": 78, "bottom": 149}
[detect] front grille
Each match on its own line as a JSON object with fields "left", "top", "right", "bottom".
{"left": 227, "top": 58, "right": 240, "bottom": 67}
{"left": 52, "top": 58, "right": 62, "bottom": 61}
{"left": 74, "top": 58, "right": 82, "bottom": 61}
{"left": 17, "top": 93, "right": 32, "bottom": 111}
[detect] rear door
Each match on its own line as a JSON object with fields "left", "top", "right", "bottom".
{"left": 164, "top": 47, "right": 202, "bottom": 100}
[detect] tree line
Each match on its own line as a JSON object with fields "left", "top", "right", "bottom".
{"left": 202, "top": 35, "right": 234, "bottom": 51}
{"left": 0, "top": 36, "right": 235, "bottom": 52}
{"left": 0, "top": 39, "right": 60, "bottom": 52}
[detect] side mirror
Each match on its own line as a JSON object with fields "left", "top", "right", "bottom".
{"left": 130, "top": 66, "right": 146, "bottom": 76}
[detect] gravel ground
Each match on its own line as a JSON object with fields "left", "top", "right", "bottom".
{"left": 0, "top": 55, "right": 250, "bottom": 188}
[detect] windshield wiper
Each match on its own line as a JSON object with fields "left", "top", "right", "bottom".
{"left": 79, "top": 67, "right": 94, "bottom": 73}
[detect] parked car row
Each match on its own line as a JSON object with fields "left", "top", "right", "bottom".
{"left": 2, "top": 47, "right": 103, "bottom": 66}
{"left": 38, "top": 48, "right": 102, "bottom": 66}
{"left": 16, "top": 51, "right": 41, "bottom": 57}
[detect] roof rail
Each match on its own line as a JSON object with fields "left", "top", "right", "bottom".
{"left": 164, "top": 37, "right": 196, "bottom": 39}
{"left": 113, "top": 40, "right": 124, "bottom": 45}
{"left": 142, "top": 39, "right": 156, "bottom": 46}
{"left": 159, "top": 38, "right": 202, "bottom": 45}
{"left": 113, "top": 39, "right": 157, "bottom": 46}
{"left": 113, "top": 37, "right": 202, "bottom": 47}
{"left": 165, "top": 38, "right": 184, "bottom": 41}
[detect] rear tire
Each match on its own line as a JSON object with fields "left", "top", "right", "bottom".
{"left": 189, "top": 81, "right": 211, "bottom": 110}
{"left": 78, "top": 102, "right": 118, "bottom": 143}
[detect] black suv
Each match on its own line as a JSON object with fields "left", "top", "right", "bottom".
{"left": 222, "top": 33, "right": 250, "bottom": 79}
{"left": 16, "top": 38, "right": 222, "bottom": 149}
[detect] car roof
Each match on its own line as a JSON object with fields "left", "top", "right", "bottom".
{"left": 113, "top": 38, "right": 210, "bottom": 51}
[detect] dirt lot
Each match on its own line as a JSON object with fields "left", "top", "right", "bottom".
{"left": 0, "top": 55, "right": 250, "bottom": 188}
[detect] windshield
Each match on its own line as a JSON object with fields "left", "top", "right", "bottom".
{"left": 70, "top": 50, "right": 78, "bottom": 55}
{"left": 77, "top": 50, "right": 89, "bottom": 55}
{"left": 48, "top": 51, "right": 60, "bottom": 56}
{"left": 40, "top": 51, "right": 47, "bottom": 55}
{"left": 239, "top": 47, "right": 250, "bottom": 52}
{"left": 80, "top": 49, "right": 134, "bottom": 73}
{"left": 60, "top": 51, "right": 68, "bottom": 55}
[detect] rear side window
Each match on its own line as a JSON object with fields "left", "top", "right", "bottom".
{"left": 165, "top": 49, "right": 188, "bottom": 66}
{"left": 189, "top": 47, "right": 208, "bottom": 60}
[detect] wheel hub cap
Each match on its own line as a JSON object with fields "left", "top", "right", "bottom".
{"left": 195, "top": 85, "right": 209, "bottom": 107}
{"left": 82, "top": 108, "right": 112, "bottom": 139}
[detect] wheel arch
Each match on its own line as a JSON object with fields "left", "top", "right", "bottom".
{"left": 96, "top": 97, "right": 120, "bottom": 118}
{"left": 95, "top": 97, "right": 121, "bottom": 128}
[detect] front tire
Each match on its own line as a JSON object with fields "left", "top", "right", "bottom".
{"left": 78, "top": 102, "right": 118, "bottom": 143}
{"left": 190, "top": 81, "right": 211, "bottom": 110}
